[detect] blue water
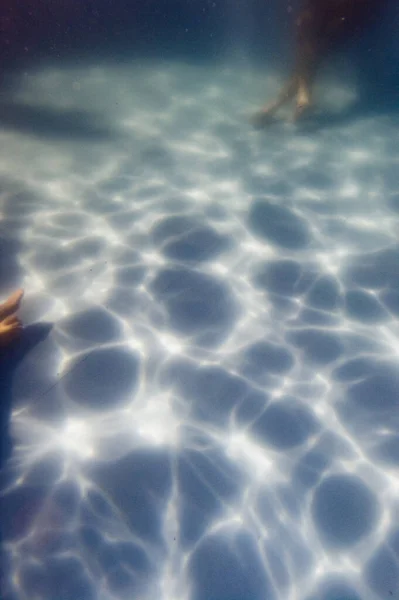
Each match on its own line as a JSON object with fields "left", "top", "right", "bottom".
{"left": 1, "top": 2, "right": 399, "bottom": 599}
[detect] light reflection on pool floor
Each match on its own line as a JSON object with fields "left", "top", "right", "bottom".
{"left": 1, "top": 58, "right": 399, "bottom": 600}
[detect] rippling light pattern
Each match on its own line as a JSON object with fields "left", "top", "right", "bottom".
{"left": 1, "top": 58, "right": 399, "bottom": 600}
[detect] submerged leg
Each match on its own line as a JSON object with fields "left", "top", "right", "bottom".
{"left": 0, "top": 314, "right": 22, "bottom": 347}
{"left": 0, "top": 289, "right": 24, "bottom": 348}
{"left": 0, "top": 289, "right": 24, "bottom": 321}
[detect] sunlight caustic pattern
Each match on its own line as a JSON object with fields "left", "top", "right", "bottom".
{"left": 1, "top": 59, "right": 399, "bottom": 600}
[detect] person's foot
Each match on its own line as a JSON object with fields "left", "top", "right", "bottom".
{"left": 0, "top": 314, "right": 22, "bottom": 347}
{"left": 0, "top": 289, "right": 24, "bottom": 321}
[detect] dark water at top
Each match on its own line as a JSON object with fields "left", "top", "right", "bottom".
{"left": 1, "top": 2, "right": 399, "bottom": 600}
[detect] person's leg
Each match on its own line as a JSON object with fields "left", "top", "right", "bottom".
{"left": 253, "top": 2, "right": 323, "bottom": 127}
{"left": 0, "top": 289, "right": 24, "bottom": 347}
{"left": 253, "top": 45, "right": 318, "bottom": 127}
{"left": 0, "top": 314, "right": 22, "bottom": 347}
{"left": 292, "top": 40, "right": 319, "bottom": 121}
{"left": 0, "top": 289, "right": 24, "bottom": 321}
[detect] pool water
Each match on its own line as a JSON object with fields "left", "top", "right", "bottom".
{"left": 1, "top": 2, "right": 399, "bottom": 600}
